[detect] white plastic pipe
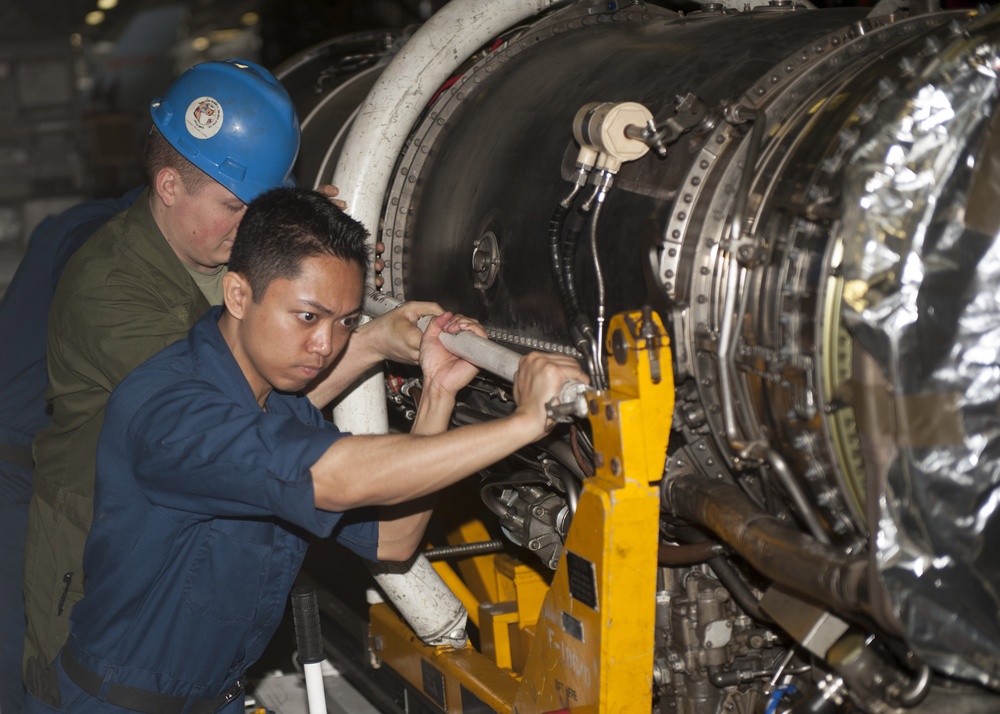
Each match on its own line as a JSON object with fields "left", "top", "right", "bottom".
{"left": 303, "top": 664, "right": 326, "bottom": 714}
{"left": 330, "top": 0, "right": 559, "bottom": 435}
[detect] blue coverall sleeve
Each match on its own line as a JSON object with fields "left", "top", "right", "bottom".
{"left": 115, "top": 379, "right": 356, "bottom": 539}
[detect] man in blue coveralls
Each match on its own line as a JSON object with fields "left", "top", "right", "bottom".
{"left": 24, "top": 186, "right": 586, "bottom": 714}
{"left": 0, "top": 187, "right": 142, "bottom": 714}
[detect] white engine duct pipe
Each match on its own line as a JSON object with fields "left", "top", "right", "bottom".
{"left": 330, "top": 0, "right": 559, "bottom": 436}
{"left": 369, "top": 553, "right": 469, "bottom": 649}
{"left": 328, "top": 0, "right": 558, "bottom": 648}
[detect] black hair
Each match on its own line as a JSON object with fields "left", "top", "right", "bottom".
{"left": 229, "top": 187, "right": 371, "bottom": 301}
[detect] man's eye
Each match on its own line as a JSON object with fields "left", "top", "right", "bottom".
{"left": 342, "top": 316, "right": 358, "bottom": 329}
{"left": 300, "top": 313, "right": 317, "bottom": 322}
{"left": 227, "top": 203, "right": 245, "bottom": 214}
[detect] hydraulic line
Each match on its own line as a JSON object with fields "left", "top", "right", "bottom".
{"left": 570, "top": 423, "right": 594, "bottom": 478}
{"left": 548, "top": 186, "right": 594, "bottom": 360}
{"left": 715, "top": 105, "right": 831, "bottom": 545}
{"left": 548, "top": 193, "right": 576, "bottom": 311}
{"left": 708, "top": 554, "right": 771, "bottom": 623}
{"left": 659, "top": 519, "right": 771, "bottom": 622}
{"left": 588, "top": 195, "right": 609, "bottom": 390}
{"left": 560, "top": 201, "right": 598, "bottom": 359}
{"left": 656, "top": 541, "right": 720, "bottom": 566}
{"left": 662, "top": 472, "right": 872, "bottom": 623}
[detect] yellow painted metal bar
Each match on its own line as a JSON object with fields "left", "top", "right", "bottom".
{"left": 366, "top": 309, "right": 672, "bottom": 713}
{"left": 431, "top": 558, "right": 482, "bottom": 629}
{"left": 369, "top": 602, "right": 519, "bottom": 713}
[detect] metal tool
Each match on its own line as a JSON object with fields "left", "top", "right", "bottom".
{"left": 363, "top": 290, "right": 588, "bottom": 422}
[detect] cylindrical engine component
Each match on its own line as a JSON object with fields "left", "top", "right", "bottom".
{"left": 662, "top": 471, "right": 871, "bottom": 622}
{"left": 290, "top": 0, "right": 1000, "bottom": 695}
{"left": 275, "top": 29, "right": 407, "bottom": 190}
{"left": 368, "top": 553, "right": 469, "bottom": 648}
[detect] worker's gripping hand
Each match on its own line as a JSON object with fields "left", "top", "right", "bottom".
{"left": 357, "top": 300, "right": 443, "bottom": 365}
{"left": 419, "top": 311, "right": 485, "bottom": 398}
{"left": 512, "top": 352, "right": 590, "bottom": 437}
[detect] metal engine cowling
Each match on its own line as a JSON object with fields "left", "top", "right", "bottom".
{"left": 287, "top": 1, "right": 1000, "bottom": 709}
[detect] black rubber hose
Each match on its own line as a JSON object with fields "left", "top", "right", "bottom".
{"left": 658, "top": 521, "right": 771, "bottom": 622}
{"left": 548, "top": 201, "right": 573, "bottom": 314}
{"left": 708, "top": 554, "right": 771, "bottom": 623}
{"left": 561, "top": 206, "right": 589, "bottom": 320}
{"left": 549, "top": 200, "right": 592, "bottom": 355}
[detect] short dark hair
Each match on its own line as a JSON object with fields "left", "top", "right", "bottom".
{"left": 142, "top": 126, "right": 213, "bottom": 195}
{"left": 229, "top": 186, "right": 371, "bottom": 301}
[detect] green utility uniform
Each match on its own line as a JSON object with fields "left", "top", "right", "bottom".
{"left": 23, "top": 189, "right": 218, "bottom": 694}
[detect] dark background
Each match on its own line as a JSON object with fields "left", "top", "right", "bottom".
{"left": 0, "top": 0, "right": 992, "bottom": 258}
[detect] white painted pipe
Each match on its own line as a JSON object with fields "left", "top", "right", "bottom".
{"left": 303, "top": 663, "right": 327, "bottom": 714}
{"left": 328, "top": 0, "right": 559, "bottom": 653}
{"left": 368, "top": 553, "right": 469, "bottom": 648}
{"left": 330, "top": 0, "right": 559, "bottom": 435}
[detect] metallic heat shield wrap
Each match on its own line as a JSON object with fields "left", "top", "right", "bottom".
{"left": 841, "top": 12, "right": 1000, "bottom": 688}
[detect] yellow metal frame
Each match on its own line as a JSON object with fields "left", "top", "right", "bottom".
{"left": 368, "top": 310, "right": 674, "bottom": 712}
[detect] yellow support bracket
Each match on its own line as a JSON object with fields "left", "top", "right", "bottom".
{"left": 366, "top": 309, "right": 673, "bottom": 713}
{"left": 514, "top": 309, "right": 673, "bottom": 713}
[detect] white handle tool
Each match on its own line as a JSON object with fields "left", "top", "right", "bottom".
{"left": 363, "top": 291, "right": 589, "bottom": 421}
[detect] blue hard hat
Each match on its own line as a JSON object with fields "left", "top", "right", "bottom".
{"left": 150, "top": 59, "right": 300, "bottom": 203}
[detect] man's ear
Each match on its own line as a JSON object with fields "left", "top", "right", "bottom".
{"left": 154, "top": 167, "right": 180, "bottom": 207}
{"left": 223, "top": 271, "right": 253, "bottom": 320}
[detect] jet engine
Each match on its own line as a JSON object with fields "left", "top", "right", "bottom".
{"left": 279, "top": 1, "right": 1000, "bottom": 711}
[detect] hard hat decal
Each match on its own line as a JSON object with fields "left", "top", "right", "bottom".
{"left": 185, "top": 96, "right": 224, "bottom": 139}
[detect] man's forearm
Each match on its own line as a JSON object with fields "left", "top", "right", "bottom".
{"left": 312, "top": 407, "right": 538, "bottom": 512}
{"left": 373, "top": 382, "right": 458, "bottom": 559}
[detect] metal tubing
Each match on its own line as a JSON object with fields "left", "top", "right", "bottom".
{"left": 663, "top": 472, "right": 872, "bottom": 622}
{"left": 715, "top": 107, "right": 831, "bottom": 545}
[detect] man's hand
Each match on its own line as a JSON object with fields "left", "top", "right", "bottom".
{"left": 317, "top": 184, "right": 385, "bottom": 283}
{"left": 419, "top": 312, "right": 486, "bottom": 398}
{"left": 512, "top": 352, "right": 589, "bottom": 437}
{"left": 316, "top": 183, "right": 347, "bottom": 210}
{"left": 355, "top": 300, "right": 443, "bottom": 365}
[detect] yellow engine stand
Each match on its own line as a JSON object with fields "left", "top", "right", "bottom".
{"left": 512, "top": 310, "right": 673, "bottom": 713}
{"left": 367, "top": 310, "right": 673, "bottom": 713}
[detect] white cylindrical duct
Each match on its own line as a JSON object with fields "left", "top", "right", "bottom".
{"left": 330, "top": 0, "right": 558, "bottom": 435}
{"left": 329, "top": 0, "right": 554, "bottom": 659}
{"left": 368, "top": 553, "right": 469, "bottom": 648}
